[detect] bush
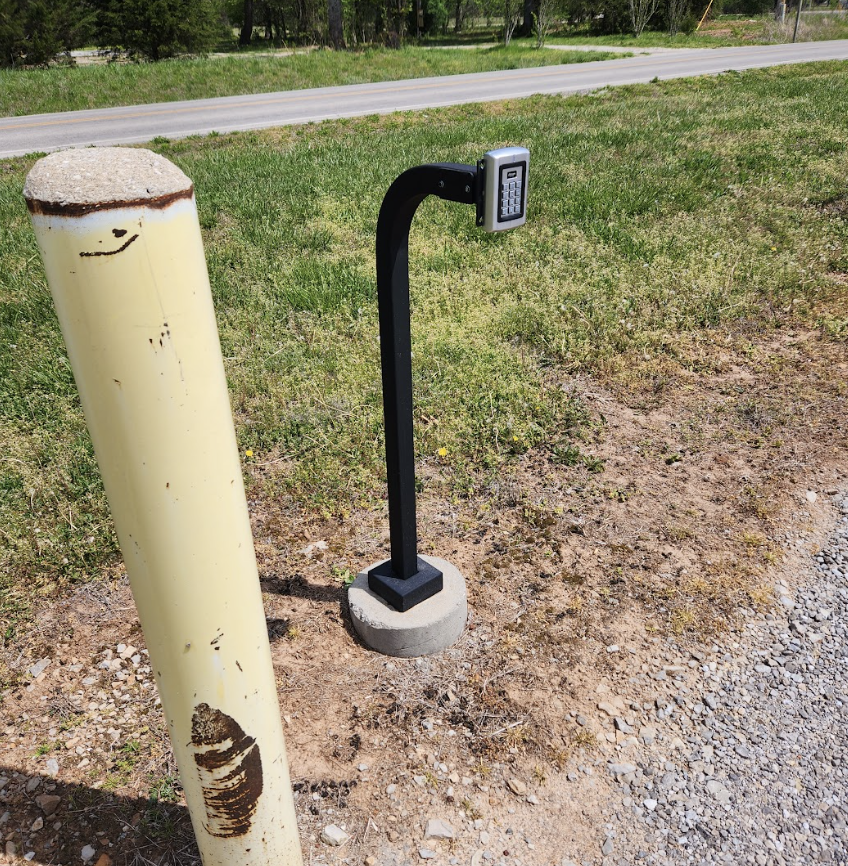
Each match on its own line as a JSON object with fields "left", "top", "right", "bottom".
{"left": 97, "top": 0, "right": 226, "bottom": 61}
{"left": 0, "top": 0, "right": 95, "bottom": 67}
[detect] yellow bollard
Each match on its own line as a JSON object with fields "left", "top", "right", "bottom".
{"left": 24, "top": 148, "right": 303, "bottom": 866}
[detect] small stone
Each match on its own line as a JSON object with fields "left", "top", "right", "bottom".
{"left": 806, "top": 490, "right": 818, "bottom": 503}
{"left": 365, "top": 858, "right": 377, "bottom": 866}
{"left": 30, "top": 816, "right": 44, "bottom": 832}
{"left": 81, "top": 845, "right": 97, "bottom": 862}
{"left": 46, "top": 758, "right": 59, "bottom": 777}
{"left": 598, "top": 702, "right": 619, "bottom": 717}
{"left": 601, "top": 836, "right": 614, "bottom": 856}
{"left": 419, "top": 849, "right": 437, "bottom": 860}
{"left": 358, "top": 763, "right": 369, "bottom": 772}
{"left": 614, "top": 717, "right": 634, "bottom": 734}
{"left": 6, "top": 842, "right": 16, "bottom": 857}
{"left": 608, "top": 762, "right": 637, "bottom": 779}
{"left": 25, "top": 776, "right": 41, "bottom": 793}
{"left": 36, "top": 794, "right": 61, "bottom": 816}
{"left": 638, "top": 725, "right": 657, "bottom": 745}
{"left": 28, "top": 658, "right": 51, "bottom": 678}
{"left": 386, "top": 784, "right": 397, "bottom": 795}
{"left": 527, "top": 794, "right": 540, "bottom": 805}
{"left": 425, "top": 818, "right": 455, "bottom": 840}
{"left": 644, "top": 799, "right": 658, "bottom": 812}
{"left": 320, "top": 825, "right": 350, "bottom": 846}
{"left": 606, "top": 644, "right": 620, "bottom": 653}
{"left": 94, "top": 855, "right": 113, "bottom": 866}
{"left": 480, "top": 831, "right": 491, "bottom": 845}
{"left": 507, "top": 778, "right": 527, "bottom": 796}
{"left": 706, "top": 779, "right": 731, "bottom": 805}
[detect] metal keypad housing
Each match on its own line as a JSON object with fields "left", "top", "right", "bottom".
{"left": 482, "top": 146, "right": 529, "bottom": 232}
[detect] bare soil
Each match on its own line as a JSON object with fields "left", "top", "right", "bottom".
{"left": 1, "top": 322, "right": 846, "bottom": 865}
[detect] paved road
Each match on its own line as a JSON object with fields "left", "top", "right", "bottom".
{"left": 2, "top": 41, "right": 847, "bottom": 159}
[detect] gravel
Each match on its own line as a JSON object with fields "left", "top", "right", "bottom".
{"left": 599, "top": 497, "right": 848, "bottom": 865}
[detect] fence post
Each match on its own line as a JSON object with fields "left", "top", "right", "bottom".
{"left": 24, "top": 148, "right": 303, "bottom": 866}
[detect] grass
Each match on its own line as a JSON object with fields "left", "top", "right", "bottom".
{"left": 1, "top": 61, "right": 848, "bottom": 637}
{"left": 0, "top": 44, "right": 621, "bottom": 117}
{"left": 427, "top": 11, "right": 848, "bottom": 48}
{"left": 542, "top": 13, "right": 848, "bottom": 47}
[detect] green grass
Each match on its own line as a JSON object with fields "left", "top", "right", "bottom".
{"left": 0, "top": 44, "right": 620, "bottom": 117}
{"left": 1, "top": 61, "right": 847, "bottom": 637}
{"left": 540, "top": 13, "right": 848, "bottom": 47}
{"left": 428, "top": 12, "right": 848, "bottom": 48}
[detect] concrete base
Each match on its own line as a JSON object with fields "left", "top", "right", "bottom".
{"left": 348, "top": 555, "right": 467, "bottom": 657}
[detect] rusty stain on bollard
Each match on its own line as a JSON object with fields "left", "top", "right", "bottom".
{"left": 24, "top": 185, "right": 194, "bottom": 217}
{"left": 79, "top": 232, "right": 139, "bottom": 257}
{"left": 191, "top": 704, "right": 264, "bottom": 839}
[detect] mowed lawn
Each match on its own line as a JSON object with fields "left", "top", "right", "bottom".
{"left": 0, "top": 45, "right": 621, "bottom": 117}
{"left": 0, "top": 61, "right": 847, "bottom": 634}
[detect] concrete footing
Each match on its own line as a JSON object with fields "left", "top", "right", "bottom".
{"left": 348, "top": 555, "right": 467, "bottom": 657}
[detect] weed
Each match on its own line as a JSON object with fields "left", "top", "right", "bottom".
{"left": 748, "top": 584, "right": 775, "bottom": 610}
{"left": 473, "top": 758, "right": 492, "bottom": 778}
{"left": 572, "top": 729, "right": 597, "bottom": 749}
{"left": 148, "top": 774, "right": 181, "bottom": 804}
{"left": 670, "top": 608, "right": 696, "bottom": 634}
{"left": 330, "top": 565, "right": 355, "bottom": 587}
{"left": 461, "top": 797, "right": 482, "bottom": 820}
{"left": 503, "top": 724, "right": 531, "bottom": 749}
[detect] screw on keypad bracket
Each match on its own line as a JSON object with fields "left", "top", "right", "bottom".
{"left": 475, "top": 158, "right": 486, "bottom": 228}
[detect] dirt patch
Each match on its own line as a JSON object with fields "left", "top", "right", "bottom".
{"left": 817, "top": 194, "right": 848, "bottom": 218}
{"left": 1, "top": 324, "right": 847, "bottom": 864}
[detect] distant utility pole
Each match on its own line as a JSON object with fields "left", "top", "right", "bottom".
{"left": 793, "top": 0, "right": 802, "bottom": 41}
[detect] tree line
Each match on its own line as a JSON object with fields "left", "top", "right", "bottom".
{"left": 0, "top": 0, "right": 776, "bottom": 67}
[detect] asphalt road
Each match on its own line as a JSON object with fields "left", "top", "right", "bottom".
{"left": 2, "top": 40, "right": 847, "bottom": 159}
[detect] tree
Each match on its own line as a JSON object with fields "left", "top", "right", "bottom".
{"left": 629, "top": 0, "right": 658, "bottom": 34}
{"left": 98, "top": 0, "right": 225, "bottom": 61}
{"left": 239, "top": 0, "right": 254, "bottom": 43}
{"left": 0, "top": 0, "right": 95, "bottom": 67}
{"left": 665, "top": 0, "right": 688, "bottom": 33}
{"left": 503, "top": 0, "right": 522, "bottom": 43}
{"left": 328, "top": 0, "right": 344, "bottom": 46}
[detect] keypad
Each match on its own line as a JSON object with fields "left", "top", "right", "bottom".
{"left": 498, "top": 165, "right": 525, "bottom": 221}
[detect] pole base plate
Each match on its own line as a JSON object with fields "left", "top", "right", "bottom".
{"left": 367, "top": 557, "right": 443, "bottom": 612}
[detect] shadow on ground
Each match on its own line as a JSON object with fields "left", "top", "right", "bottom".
{"left": 0, "top": 766, "right": 199, "bottom": 866}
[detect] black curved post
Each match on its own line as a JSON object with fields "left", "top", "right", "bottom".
{"left": 368, "top": 163, "right": 480, "bottom": 612}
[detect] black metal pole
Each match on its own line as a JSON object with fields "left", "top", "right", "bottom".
{"left": 368, "top": 162, "right": 479, "bottom": 612}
